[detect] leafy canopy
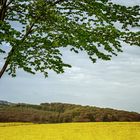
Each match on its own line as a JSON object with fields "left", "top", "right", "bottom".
{"left": 0, "top": 0, "right": 140, "bottom": 77}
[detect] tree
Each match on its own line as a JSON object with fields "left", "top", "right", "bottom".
{"left": 0, "top": 0, "right": 139, "bottom": 78}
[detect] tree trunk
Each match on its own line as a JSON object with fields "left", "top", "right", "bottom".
{"left": 0, "top": 47, "right": 14, "bottom": 78}
{"left": 0, "top": 0, "right": 7, "bottom": 21}
{"left": 0, "top": 59, "right": 9, "bottom": 78}
{"left": 0, "top": 0, "right": 8, "bottom": 78}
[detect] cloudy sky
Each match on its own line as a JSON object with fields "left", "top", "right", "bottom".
{"left": 0, "top": 0, "right": 140, "bottom": 112}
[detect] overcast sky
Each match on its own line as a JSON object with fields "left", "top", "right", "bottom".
{"left": 0, "top": 0, "right": 140, "bottom": 112}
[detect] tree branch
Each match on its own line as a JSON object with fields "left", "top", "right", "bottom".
{"left": 22, "top": 22, "right": 35, "bottom": 41}
{"left": 0, "top": 22, "right": 35, "bottom": 78}
{"left": 0, "top": 0, "right": 65, "bottom": 78}
{"left": 0, "top": 48, "right": 14, "bottom": 78}
{"left": 53, "top": 0, "right": 65, "bottom": 5}
{"left": 0, "top": 60, "right": 9, "bottom": 78}
{"left": 0, "top": 0, "right": 7, "bottom": 20}
{"left": 6, "top": 0, "right": 14, "bottom": 8}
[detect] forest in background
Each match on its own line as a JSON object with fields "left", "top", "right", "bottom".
{"left": 0, "top": 101, "right": 139, "bottom": 123}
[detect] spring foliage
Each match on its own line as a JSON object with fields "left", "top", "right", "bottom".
{"left": 0, "top": 102, "right": 139, "bottom": 122}
{"left": 0, "top": 0, "right": 140, "bottom": 77}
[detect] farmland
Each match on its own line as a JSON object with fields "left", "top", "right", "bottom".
{"left": 0, "top": 122, "right": 140, "bottom": 140}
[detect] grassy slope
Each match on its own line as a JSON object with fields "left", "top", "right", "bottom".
{"left": 0, "top": 122, "right": 140, "bottom": 140}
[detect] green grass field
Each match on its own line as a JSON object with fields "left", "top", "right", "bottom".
{"left": 0, "top": 122, "right": 140, "bottom": 140}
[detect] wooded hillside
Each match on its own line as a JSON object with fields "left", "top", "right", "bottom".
{"left": 0, "top": 102, "right": 139, "bottom": 123}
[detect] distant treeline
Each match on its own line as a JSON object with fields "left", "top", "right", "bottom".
{"left": 0, "top": 102, "right": 140, "bottom": 123}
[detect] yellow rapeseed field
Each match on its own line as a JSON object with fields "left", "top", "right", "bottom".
{"left": 0, "top": 122, "right": 140, "bottom": 140}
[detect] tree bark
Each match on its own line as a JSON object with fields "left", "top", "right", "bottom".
{"left": 0, "top": 48, "right": 14, "bottom": 78}
{"left": 0, "top": 0, "right": 7, "bottom": 21}
{"left": 0, "top": 58, "right": 9, "bottom": 78}
{"left": 0, "top": 0, "right": 8, "bottom": 78}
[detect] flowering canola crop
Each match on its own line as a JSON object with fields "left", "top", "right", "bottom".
{"left": 0, "top": 122, "right": 140, "bottom": 140}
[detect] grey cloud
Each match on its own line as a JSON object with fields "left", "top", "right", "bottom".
{"left": 0, "top": 0, "right": 140, "bottom": 112}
